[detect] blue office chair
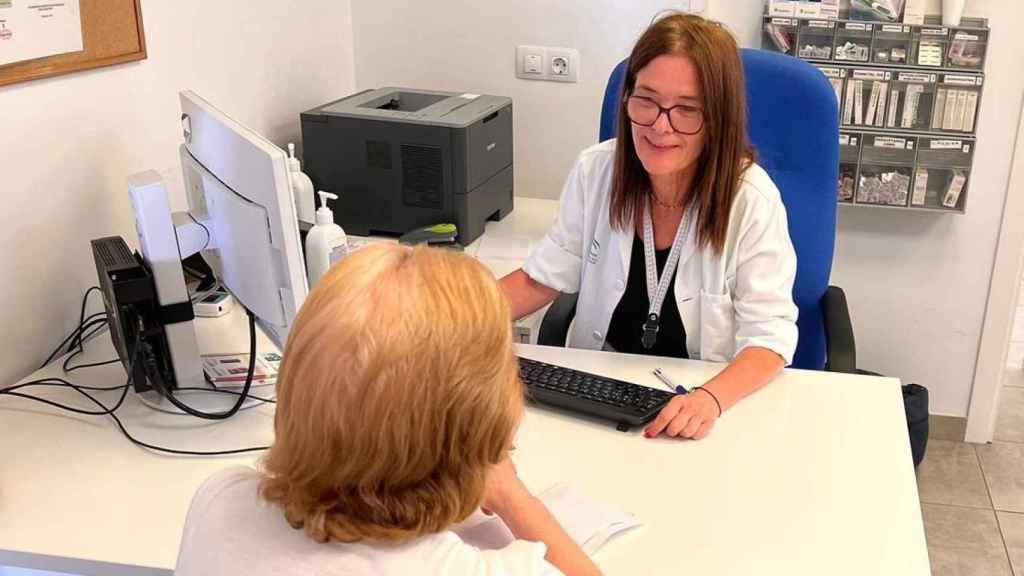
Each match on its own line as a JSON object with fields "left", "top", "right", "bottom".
{"left": 538, "top": 48, "right": 856, "bottom": 372}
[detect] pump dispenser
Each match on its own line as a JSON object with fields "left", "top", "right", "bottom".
{"left": 287, "top": 143, "right": 316, "bottom": 226}
{"left": 304, "top": 191, "right": 348, "bottom": 288}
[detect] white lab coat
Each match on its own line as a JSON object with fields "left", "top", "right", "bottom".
{"left": 523, "top": 140, "right": 799, "bottom": 365}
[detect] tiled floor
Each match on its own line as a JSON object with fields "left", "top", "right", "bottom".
{"left": 997, "top": 387, "right": 1024, "bottom": 444}
{"left": 920, "top": 411, "right": 1024, "bottom": 575}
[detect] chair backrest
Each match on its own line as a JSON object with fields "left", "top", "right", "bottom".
{"left": 599, "top": 49, "right": 839, "bottom": 370}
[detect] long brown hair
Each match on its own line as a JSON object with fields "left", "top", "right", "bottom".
{"left": 611, "top": 13, "right": 753, "bottom": 254}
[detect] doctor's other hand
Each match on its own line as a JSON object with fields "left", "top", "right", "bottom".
{"left": 644, "top": 391, "right": 719, "bottom": 440}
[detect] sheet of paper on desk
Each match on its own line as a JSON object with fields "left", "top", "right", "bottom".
{"left": 539, "top": 482, "right": 641, "bottom": 554}
{"left": 202, "top": 352, "right": 281, "bottom": 387}
{"left": 452, "top": 483, "right": 641, "bottom": 555}
{"left": 476, "top": 235, "right": 535, "bottom": 261}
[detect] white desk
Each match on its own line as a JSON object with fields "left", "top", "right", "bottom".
{"left": 1, "top": 324, "right": 929, "bottom": 575}
{"left": 514, "top": 346, "right": 930, "bottom": 575}
{"left": 1, "top": 196, "right": 930, "bottom": 574}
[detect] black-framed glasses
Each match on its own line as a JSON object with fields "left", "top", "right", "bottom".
{"left": 624, "top": 95, "right": 704, "bottom": 135}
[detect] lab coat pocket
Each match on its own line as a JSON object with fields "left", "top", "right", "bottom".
{"left": 699, "top": 290, "right": 736, "bottom": 362}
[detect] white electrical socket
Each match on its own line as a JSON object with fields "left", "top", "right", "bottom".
{"left": 515, "top": 45, "right": 579, "bottom": 83}
{"left": 546, "top": 47, "right": 579, "bottom": 83}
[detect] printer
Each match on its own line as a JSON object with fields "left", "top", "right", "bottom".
{"left": 300, "top": 87, "right": 514, "bottom": 245}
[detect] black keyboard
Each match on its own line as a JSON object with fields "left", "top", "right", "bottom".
{"left": 518, "top": 357, "right": 676, "bottom": 431}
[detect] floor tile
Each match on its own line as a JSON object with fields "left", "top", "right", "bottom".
{"left": 931, "top": 415, "right": 967, "bottom": 441}
{"left": 1005, "top": 369, "right": 1024, "bottom": 389}
{"left": 923, "top": 504, "right": 1011, "bottom": 576}
{"left": 997, "top": 512, "right": 1024, "bottom": 576}
{"left": 918, "top": 440, "right": 992, "bottom": 509}
{"left": 996, "top": 388, "right": 1024, "bottom": 443}
{"left": 1011, "top": 310, "right": 1024, "bottom": 343}
{"left": 979, "top": 443, "right": 1024, "bottom": 513}
{"left": 1007, "top": 343, "right": 1024, "bottom": 372}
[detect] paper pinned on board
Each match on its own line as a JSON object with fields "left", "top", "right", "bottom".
{"left": 0, "top": 0, "right": 84, "bottom": 66}
{"left": 452, "top": 483, "right": 641, "bottom": 555}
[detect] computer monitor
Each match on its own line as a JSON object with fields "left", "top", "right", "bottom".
{"left": 178, "top": 90, "right": 308, "bottom": 346}
{"left": 95, "top": 91, "right": 308, "bottom": 414}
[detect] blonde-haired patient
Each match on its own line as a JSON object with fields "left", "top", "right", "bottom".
{"left": 175, "top": 244, "right": 600, "bottom": 576}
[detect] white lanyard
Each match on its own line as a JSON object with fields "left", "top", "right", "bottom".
{"left": 640, "top": 199, "right": 692, "bottom": 349}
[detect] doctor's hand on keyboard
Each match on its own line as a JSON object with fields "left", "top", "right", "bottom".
{"left": 643, "top": 387, "right": 721, "bottom": 440}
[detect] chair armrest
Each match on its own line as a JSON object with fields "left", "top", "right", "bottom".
{"left": 537, "top": 293, "right": 579, "bottom": 347}
{"left": 823, "top": 285, "right": 856, "bottom": 373}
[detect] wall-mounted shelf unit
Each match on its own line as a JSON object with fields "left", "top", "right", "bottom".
{"left": 762, "top": 13, "right": 988, "bottom": 213}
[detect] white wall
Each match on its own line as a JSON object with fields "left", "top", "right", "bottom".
{"left": 831, "top": 0, "right": 1024, "bottom": 416}
{"left": 351, "top": 0, "right": 1024, "bottom": 416}
{"left": 0, "top": 1, "right": 355, "bottom": 386}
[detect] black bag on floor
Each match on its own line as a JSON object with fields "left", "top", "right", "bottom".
{"left": 903, "top": 384, "right": 929, "bottom": 468}
{"left": 856, "top": 370, "right": 929, "bottom": 468}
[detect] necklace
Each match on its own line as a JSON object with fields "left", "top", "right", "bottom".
{"left": 649, "top": 191, "right": 686, "bottom": 210}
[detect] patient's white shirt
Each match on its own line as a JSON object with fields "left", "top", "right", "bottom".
{"left": 175, "top": 467, "right": 561, "bottom": 576}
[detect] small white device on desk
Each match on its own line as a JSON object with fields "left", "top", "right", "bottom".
{"left": 192, "top": 286, "right": 234, "bottom": 318}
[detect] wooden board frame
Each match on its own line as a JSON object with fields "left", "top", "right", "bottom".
{"left": 0, "top": 0, "right": 146, "bottom": 88}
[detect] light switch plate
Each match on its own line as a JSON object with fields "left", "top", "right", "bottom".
{"left": 525, "top": 53, "right": 543, "bottom": 74}
{"left": 516, "top": 45, "right": 546, "bottom": 79}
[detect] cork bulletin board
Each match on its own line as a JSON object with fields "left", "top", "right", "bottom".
{"left": 0, "top": 0, "right": 145, "bottom": 88}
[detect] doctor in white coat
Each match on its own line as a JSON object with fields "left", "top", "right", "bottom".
{"left": 500, "top": 13, "right": 798, "bottom": 441}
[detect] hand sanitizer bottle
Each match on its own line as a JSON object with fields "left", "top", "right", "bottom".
{"left": 305, "top": 191, "right": 348, "bottom": 288}
{"left": 287, "top": 143, "right": 316, "bottom": 227}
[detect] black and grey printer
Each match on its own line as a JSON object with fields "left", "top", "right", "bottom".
{"left": 300, "top": 87, "right": 514, "bottom": 245}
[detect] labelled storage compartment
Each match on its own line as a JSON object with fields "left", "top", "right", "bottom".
{"left": 759, "top": 12, "right": 988, "bottom": 214}
{"left": 855, "top": 134, "right": 917, "bottom": 207}
{"left": 932, "top": 74, "right": 983, "bottom": 134}
{"left": 912, "top": 137, "right": 973, "bottom": 211}
{"left": 816, "top": 65, "right": 847, "bottom": 108}
{"left": 797, "top": 19, "right": 837, "bottom": 59}
{"left": 871, "top": 23, "right": 912, "bottom": 65}
{"left": 764, "top": 18, "right": 798, "bottom": 56}
{"left": 841, "top": 69, "right": 892, "bottom": 128}
{"left": 835, "top": 22, "right": 873, "bottom": 62}
{"left": 850, "top": 0, "right": 901, "bottom": 22}
{"left": 947, "top": 28, "right": 988, "bottom": 70}
{"left": 838, "top": 132, "right": 861, "bottom": 203}
{"left": 911, "top": 25, "right": 949, "bottom": 68}
{"left": 887, "top": 71, "right": 938, "bottom": 131}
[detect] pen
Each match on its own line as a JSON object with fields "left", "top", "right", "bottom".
{"left": 652, "top": 368, "right": 688, "bottom": 395}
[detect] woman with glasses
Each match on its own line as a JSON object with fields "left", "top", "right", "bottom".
{"left": 499, "top": 13, "right": 798, "bottom": 441}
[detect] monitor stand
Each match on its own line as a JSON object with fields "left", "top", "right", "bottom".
{"left": 128, "top": 171, "right": 270, "bottom": 416}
